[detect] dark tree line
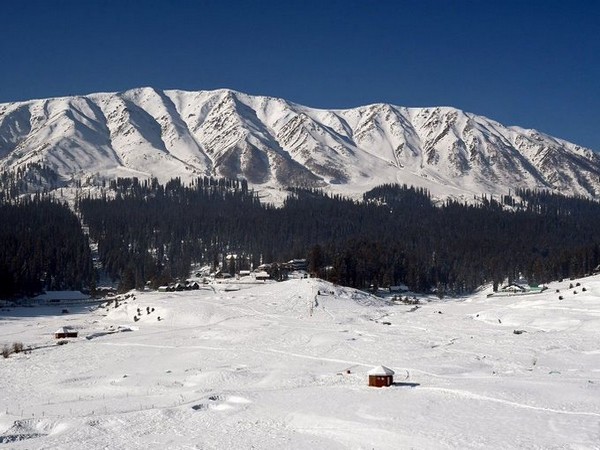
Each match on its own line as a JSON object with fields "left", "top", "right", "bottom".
{"left": 78, "top": 177, "right": 261, "bottom": 291}
{"left": 0, "top": 196, "right": 95, "bottom": 298}
{"left": 77, "top": 179, "right": 600, "bottom": 295}
{"left": 2, "top": 176, "right": 598, "bottom": 298}
{"left": 0, "top": 163, "right": 63, "bottom": 201}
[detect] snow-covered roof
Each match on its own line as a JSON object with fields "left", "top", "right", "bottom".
{"left": 55, "top": 327, "right": 74, "bottom": 334}
{"left": 368, "top": 365, "right": 395, "bottom": 376}
{"left": 255, "top": 271, "right": 270, "bottom": 278}
{"left": 390, "top": 284, "right": 409, "bottom": 291}
{"left": 501, "top": 284, "right": 527, "bottom": 291}
{"left": 34, "top": 291, "right": 90, "bottom": 301}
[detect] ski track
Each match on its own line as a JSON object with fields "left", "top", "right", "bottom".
{"left": 255, "top": 348, "right": 373, "bottom": 369}
{"left": 423, "top": 387, "right": 600, "bottom": 418}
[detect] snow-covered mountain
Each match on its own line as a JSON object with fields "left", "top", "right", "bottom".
{"left": 1, "top": 87, "right": 599, "bottom": 201}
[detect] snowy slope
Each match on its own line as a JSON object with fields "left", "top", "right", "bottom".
{"left": 1, "top": 276, "right": 600, "bottom": 448}
{"left": 1, "top": 88, "right": 599, "bottom": 202}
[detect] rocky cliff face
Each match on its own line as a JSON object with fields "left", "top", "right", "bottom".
{"left": 1, "top": 87, "right": 599, "bottom": 200}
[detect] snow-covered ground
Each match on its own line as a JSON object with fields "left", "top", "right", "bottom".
{"left": 1, "top": 276, "right": 599, "bottom": 449}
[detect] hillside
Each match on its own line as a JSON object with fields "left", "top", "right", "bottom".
{"left": 1, "top": 88, "right": 599, "bottom": 202}
{"left": 1, "top": 276, "right": 599, "bottom": 448}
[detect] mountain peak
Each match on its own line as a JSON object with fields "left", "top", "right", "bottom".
{"left": 0, "top": 88, "right": 598, "bottom": 202}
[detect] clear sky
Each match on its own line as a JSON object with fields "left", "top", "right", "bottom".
{"left": 1, "top": 0, "right": 598, "bottom": 150}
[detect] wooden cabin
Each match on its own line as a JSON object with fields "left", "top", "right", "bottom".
{"left": 54, "top": 327, "right": 78, "bottom": 339}
{"left": 368, "top": 365, "right": 395, "bottom": 387}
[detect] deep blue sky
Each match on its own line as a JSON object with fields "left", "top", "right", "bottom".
{"left": 2, "top": 0, "right": 598, "bottom": 150}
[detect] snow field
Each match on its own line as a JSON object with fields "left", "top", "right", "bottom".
{"left": 1, "top": 277, "right": 600, "bottom": 448}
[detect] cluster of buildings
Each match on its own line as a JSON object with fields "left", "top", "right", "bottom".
{"left": 157, "top": 281, "right": 202, "bottom": 292}
{"left": 158, "top": 259, "right": 310, "bottom": 291}
{"left": 492, "top": 277, "right": 547, "bottom": 297}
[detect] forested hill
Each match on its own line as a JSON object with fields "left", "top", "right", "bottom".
{"left": 0, "top": 197, "right": 94, "bottom": 298}
{"left": 79, "top": 179, "right": 600, "bottom": 294}
{"left": 1, "top": 179, "right": 599, "bottom": 299}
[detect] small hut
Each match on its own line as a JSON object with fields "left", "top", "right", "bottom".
{"left": 54, "top": 327, "right": 78, "bottom": 339}
{"left": 255, "top": 271, "right": 270, "bottom": 281}
{"left": 368, "top": 365, "right": 395, "bottom": 387}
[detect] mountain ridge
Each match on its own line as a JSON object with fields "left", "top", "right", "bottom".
{"left": 1, "top": 87, "right": 599, "bottom": 202}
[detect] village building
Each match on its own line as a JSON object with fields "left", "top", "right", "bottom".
{"left": 95, "top": 287, "right": 117, "bottom": 296}
{"left": 32, "top": 291, "right": 90, "bottom": 304}
{"left": 214, "top": 271, "right": 232, "bottom": 279}
{"left": 54, "top": 327, "right": 78, "bottom": 339}
{"left": 255, "top": 271, "right": 270, "bottom": 281}
{"left": 500, "top": 283, "right": 528, "bottom": 294}
{"left": 389, "top": 284, "right": 409, "bottom": 293}
{"left": 286, "top": 259, "right": 308, "bottom": 271}
{"left": 368, "top": 365, "right": 395, "bottom": 387}
{"left": 498, "top": 281, "right": 546, "bottom": 296}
